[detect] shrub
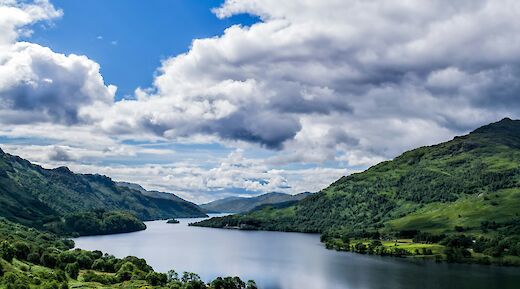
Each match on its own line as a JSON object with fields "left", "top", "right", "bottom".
{"left": 82, "top": 271, "right": 118, "bottom": 285}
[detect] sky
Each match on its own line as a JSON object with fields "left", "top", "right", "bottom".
{"left": 1, "top": 0, "right": 520, "bottom": 204}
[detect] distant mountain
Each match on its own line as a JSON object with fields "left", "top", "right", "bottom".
{"left": 200, "top": 192, "right": 313, "bottom": 213}
{"left": 0, "top": 149, "right": 206, "bottom": 229}
{"left": 116, "top": 181, "right": 192, "bottom": 203}
{"left": 195, "top": 118, "right": 520, "bottom": 237}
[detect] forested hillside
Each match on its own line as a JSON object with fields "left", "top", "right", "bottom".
{"left": 194, "top": 118, "right": 520, "bottom": 264}
{"left": 0, "top": 217, "right": 257, "bottom": 288}
{"left": 0, "top": 148, "right": 206, "bottom": 232}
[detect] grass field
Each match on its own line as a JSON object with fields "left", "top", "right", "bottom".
{"left": 386, "top": 188, "right": 520, "bottom": 235}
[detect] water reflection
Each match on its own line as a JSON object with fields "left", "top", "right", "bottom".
{"left": 74, "top": 215, "right": 520, "bottom": 289}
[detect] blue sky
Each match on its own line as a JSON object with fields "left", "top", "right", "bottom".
{"left": 1, "top": 0, "right": 519, "bottom": 203}
{"left": 27, "top": 0, "right": 258, "bottom": 98}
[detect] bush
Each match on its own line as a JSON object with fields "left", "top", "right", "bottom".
{"left": 82, "top": 271, "right": 118, "bottom": 285}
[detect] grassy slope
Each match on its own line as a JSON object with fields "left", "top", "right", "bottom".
{"left": 194, "top": 118, "right": 520, "bottom": 237}
{"left": 387, "top": 188, "right": 520, "bottom": 234}
{"left": 0, "top": 148, "right": 206, "bottom": 229}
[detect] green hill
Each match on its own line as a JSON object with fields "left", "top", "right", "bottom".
{"left": 0, "top": 217, "right": 257, "bottom": 288}
{"left": 0, "top": 148, "right": 206, "bottom": 231}
{"left": 193, "top": 118, "right": 520, "bottom": 263}
{"left": 200, "top": 192, "right": 312, "bottom": 213}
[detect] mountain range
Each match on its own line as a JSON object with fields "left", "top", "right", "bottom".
{"left": 0, "top": 149, "right": 206, "bottom": 229}
{"left": 194, "top": 118, "right": 520, "bottom": 239}
{"left": 200, "top": 192, "right": 313, "bottom": 213}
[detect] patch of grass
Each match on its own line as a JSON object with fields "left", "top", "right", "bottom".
{"left": 386, "top": 189, "right": 520, "bottom": 234}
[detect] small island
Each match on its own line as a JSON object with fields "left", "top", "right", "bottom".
{"left": 167, "top": 218, "right": 180, "bottom": 224}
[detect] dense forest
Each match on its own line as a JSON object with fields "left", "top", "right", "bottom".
{"left": 45, "top": 210, "right": 147, "bottom": 237}
{"left": 193, "top": 118, "right": 520, "bottom": 265}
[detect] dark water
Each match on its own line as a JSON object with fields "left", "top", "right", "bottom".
{"left": 74, "top": 215, "right": 520, "bottom": 289}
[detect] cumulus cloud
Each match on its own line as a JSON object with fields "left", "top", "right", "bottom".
{"left": 96, "top": 0, "right": 520, "bottom": 163}
{"left": 4, "top": 0, "right": 520, "bottom": 201}
{"left": 0, "top": 0, "right": 62, "bottom": 45}
{"left": 48, "top": 145, "right": 74, "bottom": 161}
{"left": 0, "top": 0, "right": 116, "bottom": 125}
{"left": 58, "top": 150, "right": 350, "bottom": 203}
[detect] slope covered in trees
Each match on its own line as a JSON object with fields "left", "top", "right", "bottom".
{"left": 193, "top": 118, "right": 520, "bottom": 264}
{"left": 0, "top": 149, "right": 206, "bottom": 232}
{"left": 0, "top": 217, "right": 257, "bottom": 288}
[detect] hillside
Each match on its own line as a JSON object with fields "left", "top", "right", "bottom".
{"left": 0, "top": 148, "right": 206, "bottom": 230}
{"left": 0, "top": 217, "right": 257, "bottom": 288}
{"left": 193, "top": 118, "right": 520, "bottom": 262}
{"left": 200, "top": 192, "right": 312, "bottom": 213}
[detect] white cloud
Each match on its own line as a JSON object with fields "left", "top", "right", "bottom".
{"left": 97, "top": 0, "right": 520, "bottom": 161}
{"left": 3, "top": 0, "right": 520, "bottom": 202}
{"left": 0, "top": 42, "right": 116, "bottom": 124}
{"left": 0, "top": 0, "right": 116, "bottom": 125}
{"left": 0, "top": 0, "right": 62, "bottom": 45}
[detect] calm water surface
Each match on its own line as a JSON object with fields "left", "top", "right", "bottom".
{"left": 74, "top": 215, "right": 520, "bottom": 289}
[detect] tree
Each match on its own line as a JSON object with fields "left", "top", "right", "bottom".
{"left": 246, "top": 280, "right": 258, "bottom": 289}
{"left": 27, "top": 252, "right": 40, "bottom": 264}
{"left": 444, "top": 247, "right": 471, "bottom": 263}
{"left": 182, "top": 272, "right": 206, "bottom": 289}
{"left": 115, "top": 261, "right": 136, "bottom": 282}
{"left": 12, "top": 242, "right": 30, "bottom": 260}
{"left": 91, "top": 258, "right": 106, "bottom": 271}
{"left": 210, "top": 276, "right": 246, "bottom": 289}
{"left": 167, "top": 269, "right": 179, "bottom": 282}
{"left": 76, "top": 253, "right": 94, "bottom": 269}
{"left": 59, "top": 251, "right": 77, "bottom": 264}
{"left": 182, "top": 272, "right": 202, "bottom": 283}
{"left": 40, "top": 253, "right": 58, "bottom": 268}
{"left": 65, "top": 262, "right": 80, "bottom": 279}
{"left": 1, "top": 241, "right": 15, "bottom": 262}
{"left": 145, "top": 272, "right": 168, "bottom": 286}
